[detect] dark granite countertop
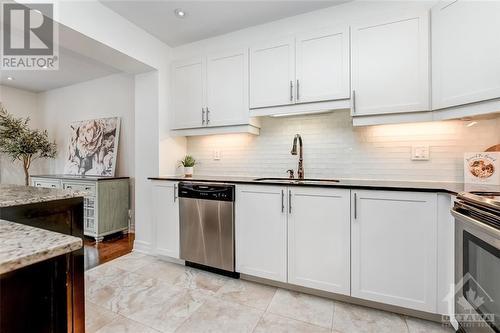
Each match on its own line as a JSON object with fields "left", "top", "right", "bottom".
{"left": 32, "top": 174, "right": 129, "bottom": 181}
{"left": 148, "top": 175, "right": 500, "bottom": 195}
{"left": 0, "top": 184, "right": 86, "bottom": 208}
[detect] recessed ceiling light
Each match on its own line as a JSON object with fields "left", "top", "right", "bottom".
{"left": 174, "top": 8, "right": 186, "bottom": 18}
{"left": 7, "top": 76, "right": 14, "bottom": 81}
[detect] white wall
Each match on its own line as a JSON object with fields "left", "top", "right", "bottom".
{"left": 173, "top": 1, "right": 433, "bottom": 59}
{"left": 33, "top": 0, "right": 187, "bottom": 253}
{"left": 0, "top": 85, "right": 48, "bottom": 184}
{"left": 187, "top": 111, "right": 500, "bottom": 182}
{"left": 38, "top": 74, "right": 135, "bottom": 177}
{"left": 173, "top": 0, "right": 500, "bottom": 183}
{"left": 38, "top": 73, "right": 137, "bottom": 228}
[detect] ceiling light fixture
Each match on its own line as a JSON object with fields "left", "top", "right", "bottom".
{"left": 174, "top": 8, "right": 186, "bottom": 18}
{"left": 6, "top": 76, "right": 14, "bottom": 81}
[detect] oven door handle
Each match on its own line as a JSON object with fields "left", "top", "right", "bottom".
{"left": 451, "top": 209, "right": 500, "bottom": 237}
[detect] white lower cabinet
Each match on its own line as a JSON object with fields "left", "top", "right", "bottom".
{"left": 288, "top": 187, "right": 350, "bottom": 295}
{"left": 235, "top": 185, "right": 288, "bottom": 282}
{"left": 351, "top": 190, "right": 438, "bottom": 313}
{"left": 152, "top": 181, "right": 180, "bottom": 259}
{"left": 235, "top": 185, "right": 350, "bottom": 292}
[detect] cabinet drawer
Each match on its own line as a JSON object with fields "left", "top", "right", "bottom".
{"left": 62, "top": 182, "right": 96, "bottom": 196}
{"left": 33, "top": 180, "right": 61, "bottom": 189}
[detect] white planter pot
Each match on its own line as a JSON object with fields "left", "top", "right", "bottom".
{"left": 184, "top": 166, "right": 194, "bottom": 177}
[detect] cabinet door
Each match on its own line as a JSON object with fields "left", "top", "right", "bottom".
{"left": 351, "top": 190, "right": 437, "bottom": 312}
{"left": 152, "top": 182, "right": 180, "bottom": 259}
{"left": 249, "top": 37, "right": 295, "bottom": 109}
{"left": 288, "top": 187, "right": 350, "bottom": 294}
{"left": 351, "top": 11, "right": 430, "bottom": 116}
{"left": 432, "top": 1, "right": 500, "bottom": 109}
{"left": 207, "top": 49, "right": 249, "bottom": 127}
{"left": 295, "top": 26, "right": 350, "bottom": 104}
{"left": 171, "top": 57, "right": 206, "bottom": 129}
{"left": 235, "top": 185, "right": 287, "bottom": 282}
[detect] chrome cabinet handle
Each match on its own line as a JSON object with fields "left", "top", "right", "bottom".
{"left": 281, "top": 190, "right": 284, "bottom": 213}
{"left": 296, "top": 79, "right": 300, "bottom": 101}
{"left": 174, "top": 183, "right": 178, "bottom": 202}
{"left": 354, "top": 192, "right": 357, "bottom": 219}
{"left": 289, "top": 190, "right": 292, "bottom": 214}
{"left": 202, "top": 108, "right": 206, "bottom": 125}
{"left": 352, "top": 90, "right": 356, "bottom": 114}
{"left": 290, "top": 81, "right": 294, "bottom": 102}
{"left": 206, "top": 108, "right": 210, "bottom": 125}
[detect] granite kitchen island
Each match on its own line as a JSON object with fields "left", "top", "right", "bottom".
{"left": 0, "top": 184, "right": 86, "bottom": 333}
{"left": 0, "top": 220, "right": 82, "bottom": 332}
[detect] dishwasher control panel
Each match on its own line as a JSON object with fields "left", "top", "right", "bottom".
{"left": 178, "top": 182, "right": 234, "bottom": 202}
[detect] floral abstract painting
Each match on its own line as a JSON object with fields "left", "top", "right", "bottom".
{"left": 63, "top": 117, "right": 120, "bottom": 176}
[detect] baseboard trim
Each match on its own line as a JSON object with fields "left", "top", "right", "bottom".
{"left": 156, "top": 255, "right": 185, "bottom": 265}
{"left": 133, "top": 240, "right": 152, "bottom": 254}
{"left": 241, "top": 274, "right": 446, "bottom": 324}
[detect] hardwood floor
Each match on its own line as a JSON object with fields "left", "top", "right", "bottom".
{"left": 84, "top": 233, "right": 134, "bottom": 270}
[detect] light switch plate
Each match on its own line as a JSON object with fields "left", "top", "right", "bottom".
{"left": 213, "top": 149, "right": 221, "bottom": 160}
{"left": 411, "top": 146, "right": 430, "bottom": 161}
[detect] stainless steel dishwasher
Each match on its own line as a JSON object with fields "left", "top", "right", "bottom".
{"left": 179, "top": 182, "right": 236, "bottom": 274}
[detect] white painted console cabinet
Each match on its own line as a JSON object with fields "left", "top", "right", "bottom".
{"left": 150, "top": 180, "right": 454, "bottom": 317}
{"left": 31, "top": 175, "right": 130, "bottom": 241}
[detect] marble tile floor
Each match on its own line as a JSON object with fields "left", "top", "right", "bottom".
{"left": 85, "top": 252, "right": 454, "bottom": 333}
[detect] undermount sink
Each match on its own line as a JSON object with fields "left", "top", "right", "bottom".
{"left": 253, "top": 177, "right": 340, "bottom": 184}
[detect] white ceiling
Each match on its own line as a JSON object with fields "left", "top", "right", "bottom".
{"left": 0, "top": 20, "right": 153, "bottom": 93}
{"left": 101, "top": 0, "right": 349, "bottom": 47}
{"left": 0, "top": 49, "right": 120, "bottom": 92}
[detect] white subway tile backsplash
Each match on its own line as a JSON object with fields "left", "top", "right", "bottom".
{"left": 185, "top": 111, "right": 500, "bottom": 182}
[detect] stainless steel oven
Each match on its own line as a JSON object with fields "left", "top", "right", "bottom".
{"left": 453, "top": 192, "right": 500, "bottom": 333}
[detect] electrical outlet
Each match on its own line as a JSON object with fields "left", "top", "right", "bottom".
{"left": 411, "top": 146, "right": 430, "bottom": 161}
{"left": 213, "top": 149, "right": 221, "bottom": 160}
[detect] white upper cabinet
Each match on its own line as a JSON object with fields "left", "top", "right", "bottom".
{"left": 432, "top": 1, "right": 500, "bottom": 110}
{"left": 249, "top": 38, "right": 296, "bottom": 109}
{"left": 249, "top": 26, "right": 350, "bottom": 112}
{"left": 206, "top": 49, "right": 249, "bottom": 127}
{"left": 351, "top": 11, "right": 430, "bottom": 116}
{"left": 295, "top": 26, "right": 350, "bottom": 103}
{"left": 171, "top": 50, "right": 258, "bottom": 134}
{"left": 171, "top": 58, "right": 206, "bottom": 129}
{"left": 351, "top": 190, "right": 437, "bottom": 313}
{"left": 288, "top": 187, "right": 350, "bottom": 295}
{"left": 235, "top": 185, "right": 288, "bottom": 282}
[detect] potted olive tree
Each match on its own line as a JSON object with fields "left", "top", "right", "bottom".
{"left": 179, "top": 155, "right": 197, "bottom": 177}
{"left": 0, "top": 104, "right": 57, "bottom": 186}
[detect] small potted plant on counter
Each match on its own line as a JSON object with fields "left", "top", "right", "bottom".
{"left": 179, "top": 155, "right": 197, "bottom": 177}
